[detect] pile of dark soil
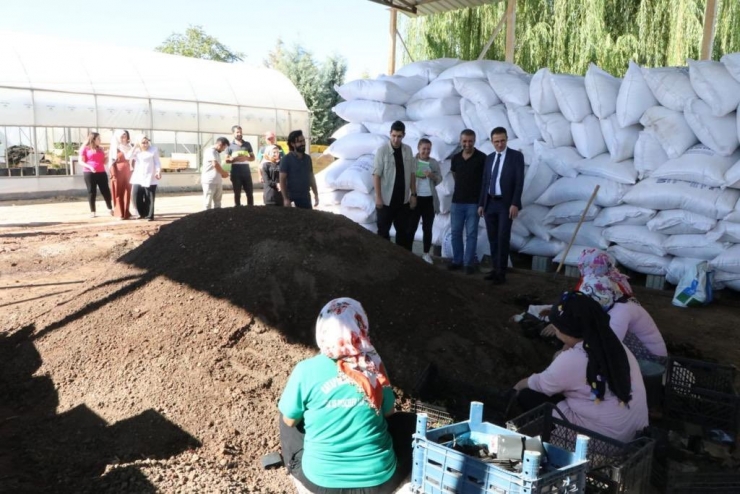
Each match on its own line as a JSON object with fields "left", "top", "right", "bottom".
{"left": 4, "top": 207, "right": 559, "bottom": 492}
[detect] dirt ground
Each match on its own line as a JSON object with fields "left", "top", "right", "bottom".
{"left": 1, "top": 192, "right": 739, "bottom": 493}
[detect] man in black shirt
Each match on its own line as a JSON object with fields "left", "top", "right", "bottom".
{"left": 225, "top": 125, "right": 255, "bottom": 206}
{"left": 449, "top": 129, "right": 486, "bottom": 274}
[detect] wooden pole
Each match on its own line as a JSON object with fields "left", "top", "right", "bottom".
{"left": 477, "top": 12, "right": 507, "bottom": 60}
{"left": 388, "top": 8, "right": 398, "bottom": 75}
{"left": 554, "top": 185, "right": 600, "bottom": 276}
{"left": 397, "top": 30, "right": 415, "bottom": 63}
{"left": 505, "top": 0, "right": 517, "bottom": 63}
{"left": 700, "top": 0, "right": 719, "bottom": 60}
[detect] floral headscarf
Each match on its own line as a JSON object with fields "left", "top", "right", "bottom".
{"left": 315, "top": 298, "right": 390, "bottom": 412}
{"left": 577, "top": 248, "right": 633, "bottom": 298}
{"left": 575, "top": 274, "right": 626, "bottom": 311}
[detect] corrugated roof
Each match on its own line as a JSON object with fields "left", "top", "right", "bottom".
{"left": 367, "top": 0, "right": 501, "bottom": 16}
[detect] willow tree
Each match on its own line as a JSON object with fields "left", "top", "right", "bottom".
{"left": 402, "top": 0, "right": 740, "bottom": 76}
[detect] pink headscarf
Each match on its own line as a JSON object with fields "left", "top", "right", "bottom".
{"left": 315, "top": 298, "right": 390, "bottom": 412}
{"left": 577, "top": 248, "right": 633, "bottom": 298}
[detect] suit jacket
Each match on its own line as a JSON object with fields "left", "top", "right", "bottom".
{"left": 478, "top": 148, "right": 525, "bottom": 211}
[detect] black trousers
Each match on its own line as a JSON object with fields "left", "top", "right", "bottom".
{"left": 408, "top": 196, "right": 435, "bottom": 253}
{"left": 83, "top": 172, "right": 112, "bottom": 213}
{"left": 230, "top": 165, "right": 254, "bottom": 206}
{"left": 279, "top": 412, "right": 415, "bottom": 494}
{"left": 377, "top": 202, "right": 412, "bottom": 251}
{"left": 517, "top": 389, "right": 565, "bottom": 413}
{"left": 484, "top": 198, "right": 513, "bottom": 276}
{"left": 133, "top": 184, "right": 157, "bottom": 219}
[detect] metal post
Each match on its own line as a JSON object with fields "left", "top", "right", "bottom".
{"left": 505, "top": 0, "right": 517, "bottom": 63}
{"left": 701, "top": 0, "right": 719, "bottom": 60}
{"left": 388, "top": 8, "right": 398, "bottom": 75}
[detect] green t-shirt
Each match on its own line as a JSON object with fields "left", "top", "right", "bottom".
{"left": 278, "top": 354, "right": 396, "bottom": 488}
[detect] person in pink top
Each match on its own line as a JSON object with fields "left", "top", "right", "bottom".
{"left": 514, "top": 291, "right": 649, "bottom": 443}
{"left": 79, "top": 132, "right": 113, "bottom": 218}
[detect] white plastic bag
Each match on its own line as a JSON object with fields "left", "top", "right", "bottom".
{"left": 549, "top": 222, "right": 609, "bottom": 249}
{"left": 688, "top": 59, "right": 740, "bottom": 117}
{"left": 415, "top": 116, "right": 466, "bottom": 144}
{"left": 602, "top": 225, "right": 667, "bottom": 256}
{"left": 395, "top": 58, "right": 460, "bottom": 81}
{"left": 488, "top": 72, "right": 531, "bottom": 108}
{"left": 594, "top": 205, "right": 656, "bottom": 227}
{"left": 622, "top": 178, "right": 740, "bottom": 220}
{"left": 331, "top": 123, "right": 367, "bottom": 140}
{"left": 647, "top": 209, "right": 717, "bottom": 235}
{"left": 709, "top": 244, "right": 740, "bottom": 274}
{"left": 535, "top": 142, "right": 583, "bottom": 178}
{"left": 518, "top": 204, "right": 553, "bottom": 240}
{"left": 650, "top": 145, "right": 740, "bottom": 187}
{"left": 507, "top": 106, "right": 542, "bottom": 144}
{"left": 406, "top": 97, "right": 462, "bottom": 120}
{"left": 408, "top": 79, "right": 459, "bottom": 102}
{"left": 334, "top": 79, "right": 410, "bottom": 105}
{"left": 377, "top": 74, "right": 428, "bottom": 96}
{"left": 607, "top": 245, "right": 671, "bottom": 275}
{"left": 543, "top": 201, "right": 601, "bottom": 225}
{"left": 663, "top": 234, "right": 728, "bottom": 260}
{"left": 600, "top": 114, "right": 641, "bottom": 162}
{"left": 634, "top": 130, "right": 669, "bottom": 179}
{"left": 333, "top": 155, "right": 376, "bottom": 192}
{"left": 477, "top": 104, "right": 515, "bottom": 139}
{"left": 672, "top": 261, "right": 714, "bottom": 308}
{"left": 537, "top": 176, "right": 629, "bottom": 208}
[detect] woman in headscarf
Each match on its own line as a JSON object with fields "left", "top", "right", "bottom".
{"left": 109, "top": 130, "right": 134, "bottom": 220}
{"left": 278, "top": 298, "right": 410, "bottom": 494}
{"left": 576, "top": 249, "right": 667, "bottom": 361}
{"left": 260, "top": 144, "right": 283, "bottom": 206}
{"left": 514, "top": 291, "right": 649, "bottom": 442}
{"left": 130, "top": 135, "right": 161, "bottom": 221}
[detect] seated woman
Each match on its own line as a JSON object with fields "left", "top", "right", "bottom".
{"left": 576, "top": 248, "right": 667, "bottom": 361}
{"left": 278, "top": 298, "right": 409, "bottom": 494}
{"left": 514, "top": 291, "right": 649, "bottom": 443}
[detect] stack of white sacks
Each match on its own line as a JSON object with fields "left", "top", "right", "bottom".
{"left": 316, "top": 54, "right": 740, "bottom": 292}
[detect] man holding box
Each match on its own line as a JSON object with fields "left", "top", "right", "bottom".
{"left": 225, "top": 125, "right": 255, "bottom": 207}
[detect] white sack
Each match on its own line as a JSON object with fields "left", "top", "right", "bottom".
{"left": 406, "top": 97, "right": 462, "bottom": 120}
{"left": 377, "top": 74, "right": 429, "bottom": 96}
{"left": 549, "top": 74, "right": 592, "bottom": 123}
{"left": 518, "top": 204, "right": 552, "bottom": 240}
{"left": 553, "top": 245, "right": 592, "bottom": 267}
{"left": 549, "top": 222, "right": 609, "bottom": 249}
{"left": 453, "top": 77, "right": 501, "bottom": 108}
{"left": 333, "top": 154, "right": 376, "bottom": 192}
{"left": 432, "top": 213, "right": 451, "bottom": 245}
{"left": 651, "top": 145, "right": 740, "bottom": 187}
{"left": 507, "top": 106, "right": 542, "bottom": 144}
{"left": 512, "top": 218, "right": 530, "bottom": 238}
{"left": 530, "top": 68, "right": 560, "bottom": 114}
{"left": 603, "top": 225, "right": 667, "bottom": 256}
{"left": 663, "top": 234, "right": 728, "bottom": 260}
{"left": 334, "top": 79, "right": 410, "bottom": 105}
{"left": 594, "top": 205, "right": 656, "bottom": 227}
{"left": 316, "top": 158, "right": 354, "bottom": 190}
{"left": 640, "top": 106, "right": 698, "bottom": 159}
{"left": 318, "top": 189, "right": 349, "bottom": 206}
{"left": 706, "top": 220, "right": 740, "bottom": 243}
{"left": 647, "top": 209, "right": 717, "bottom": 235}
{"left": 543, "top": 201, "right": 601, "bottom": 225}
{"left": 522, "top": 159, "right": 559, "bottom": 207}
{"left": 429, "top": 138, "right": 459, "bottom": 162}
{"left": 608, "top": 245, "right": 671, "bottom": 276}
{"left": 436, "top": 169, "right": 455, "bottom": 196}
{"left": 622, "top": 177, "right": 740, "bottom": 220}
{"left": 326, "top": 134, "right": 388, "bottom": 160}
{"left": 600, "top": 114, "right": 641, "bottom": 162}
{"left": 634, "top": 130, "right": 669, "bottom": 179}
{"left": 477, "top": 104, "right": 515, "bottom": 139}
{"left": 535, "top": 113, "right": 574, "bottom": 148}
{"left": 571, "top": 115, "right": 607, "bottom": 158}
{"left": 332, "top": 100, "right": 406, "bottom": 124}
{"left": 667, "top": 257, "right": 706, "bottom": 285}
{"left": 535, "top": 143, "right": 583, "bottom": 178}
{"left": 437, "top": 60, "right": 525, "bottom": 80}
{"left": 616, "top": 61, "right": 659, "bottom": 128}
{"left": 488, "top": 73, "right": 531, "bottom": 108}
{"left": 537, "top": 176, "right": 628, "bottom": 208}
{"left": 415, "top": 116, "right": 466, "bottom": 145}
{"left": 709, "top": 244, "right": 740, "bottom": 274}
{"left": 340, "top": 191, "right": 377, "bottom": 223}
{"left": 362, "top": 121, "right": 423, "bottom": 138}
{"left": 585, "top": 63, "right": 621, "bottom": 119}
{"left": 460, "top": 99, "right": 489, "bottom": 145}
{"left": 511, "top": 233, "right": 531, "bottom": 251}
{"left": 641, "top": 66, "right": 697, "bottom": 112}
{"left": 395, "top": 58, "right": 460, "bottom": 81}
{"left": 331, "top": 123, "right": 367, "bottom": 140}
{"left": 688, "top": 59, "right": 740, "bottom": 117}
{"left": 520, "top": 238, "right": 566, "bottom": 257}
{"left": 408, "top": 79, "right": 459, "bottom": 102}
{"left": 725, "top": 159, "right": 740, "bottom": 189}
{"left": 574, "top": 153, "right": 637, "bottom": 184}
{"left": 721, "top": 53, "right": 740, "bottom": 84}
{"left": 507, "top": 140, "right": 535, "bottom": 166}
{"left": 683, "top": 98, "right": 739, "bottom": 156}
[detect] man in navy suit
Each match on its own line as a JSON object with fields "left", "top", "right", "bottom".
{"left": 478, "top": 127, "right": 525, "bottom": 285}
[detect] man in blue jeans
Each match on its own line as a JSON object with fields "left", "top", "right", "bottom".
{"left": 449, "top": 129, "right": 486, "bottom": 275}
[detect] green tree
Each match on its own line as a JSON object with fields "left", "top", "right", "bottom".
{"left": 265, "top": 41, "right": 347, "bottom": 145}
{"left": 156, "top": 25, "right": 244, "bottom": 63}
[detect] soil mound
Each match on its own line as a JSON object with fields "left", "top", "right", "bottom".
{"left": 21, "top": 207, "right": 552, "bottom": 492}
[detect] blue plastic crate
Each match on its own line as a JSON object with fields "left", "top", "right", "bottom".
{"left": 412, "top": 402, "right": 590, "bottom": 494}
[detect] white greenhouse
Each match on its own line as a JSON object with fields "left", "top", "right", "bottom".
{"left": 0, "top": 31, "right": 309, "bottom": 197}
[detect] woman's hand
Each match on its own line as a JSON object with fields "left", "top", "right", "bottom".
{"left": 513, "top": 377, "right": 529, "bottom": 392}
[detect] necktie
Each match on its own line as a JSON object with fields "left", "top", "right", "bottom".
{"left": 489, "top": 153, "right": 502, "bottom": 196}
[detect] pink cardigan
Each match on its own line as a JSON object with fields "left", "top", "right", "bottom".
{"left": 80, "top": 146, "right": 106, "bottom": 173}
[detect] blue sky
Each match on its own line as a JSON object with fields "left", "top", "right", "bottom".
{"left": 0, "top": 0, "right": 398, "bottom": 80}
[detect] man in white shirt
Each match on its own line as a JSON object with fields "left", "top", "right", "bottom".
{"left": 202, "top": 137, "right": 231, "bottom": 209}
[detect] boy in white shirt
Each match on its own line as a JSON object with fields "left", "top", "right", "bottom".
{"left": 202, "top": 137, "right": 230, "bottom": 209}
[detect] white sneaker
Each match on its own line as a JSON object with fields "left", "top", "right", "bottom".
{"left": 90, "top": 212, "right": 96, "bottom": 218}
{"left": 422, "top": 253, "right": 433, "bottom": 264}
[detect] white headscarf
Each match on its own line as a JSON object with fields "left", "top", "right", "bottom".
{"left": 110, "top": 129, "right": 134, "bottom": 165}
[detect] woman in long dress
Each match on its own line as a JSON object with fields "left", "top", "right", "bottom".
{"left": 109, "top": 130, "right": 134, "bottom": 220}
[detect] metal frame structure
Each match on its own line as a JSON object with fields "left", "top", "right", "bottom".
{"left": 371, "top": 0, "right": 721, "bottom": 74}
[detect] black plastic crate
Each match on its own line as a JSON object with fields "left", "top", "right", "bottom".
{"left": 409, "top": 400, "right": 454, "bottom": 430}
{"left": 664, "top": 357, "right": 740, "bottom": 440}
{"left": 506, "top": 404, "right": 654, "bottom": 493}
